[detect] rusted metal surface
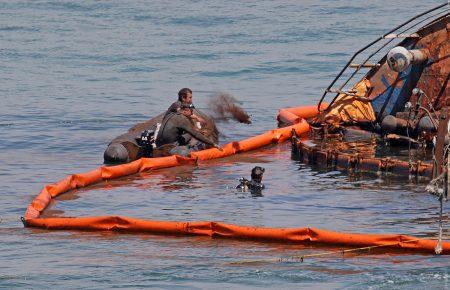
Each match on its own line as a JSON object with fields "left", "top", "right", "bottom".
{"left": 290, "top": 11, "right": 447, "bottom": 182}
{"left": 373, "top": 14, "right": 448, "bottom": 115}
{"left": 317, "top": 13, "right": 448, "bottom": 124}
{"left": 414, "top": 14, "right": 449, "bottom": 112}
{"left": 291, "top": 134, "right": 433, "bottom": 179}
{"left": 316, "top": 4, "right": 449, "bottom": 114}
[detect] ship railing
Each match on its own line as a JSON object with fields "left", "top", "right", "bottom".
{"left": 317, "top": 3, "right": 450, "bottom": 114}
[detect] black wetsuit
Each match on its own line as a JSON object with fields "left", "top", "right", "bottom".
{"left": 156, "top": 112, "right": 215, "bottom": 147}
{"left": 163, "top": 101, "right": 182, "bottom": 118}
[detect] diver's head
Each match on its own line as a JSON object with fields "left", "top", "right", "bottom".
{"left": 178, "top": 88, "right": 193, "bottom": 103}
{"left": 251, "top": 166, "right": 265, "bottom": 184}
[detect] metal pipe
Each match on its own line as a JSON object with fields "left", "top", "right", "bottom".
{"left": 387, "top": 47, "right": 429, "bottom": 72}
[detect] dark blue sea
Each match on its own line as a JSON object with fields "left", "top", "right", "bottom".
{"left": 1, "top": 1, "right": 449, "bottom": 289}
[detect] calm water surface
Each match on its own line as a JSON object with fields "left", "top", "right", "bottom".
{"left": 1, "top": 1, "right": 449, "bottom": 289}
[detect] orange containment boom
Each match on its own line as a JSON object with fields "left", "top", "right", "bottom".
{"left": 25, "top": 216, "right": 450, "bottom": 255}
{"left": 277, "top": 103, "right": 328, "bottom": 125}
{"left": 22, "top": 108, "right": 450, "bottom": 255}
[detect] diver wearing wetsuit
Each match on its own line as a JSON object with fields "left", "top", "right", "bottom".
{"left": 164, "top": 88, "right": 205, "bottom": 125}
{"left": 156, "top": 103, "right": 219, "bottom": 152}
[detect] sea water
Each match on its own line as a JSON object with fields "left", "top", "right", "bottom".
{"left": 1, "top": 1, "right": 449, "bottom": 289}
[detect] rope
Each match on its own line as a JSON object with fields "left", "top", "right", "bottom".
{"left": 436, "top": 196, "right": 444, "bottom": 254}
{"left": 229, "top": 239, "right": 423, "bottom": 265}
{"left": 435, "top": 145, "right": 450, "bottom": 254}
{"left": 426, "top": 133, "right": 450, "bottom": 254}
{"left": 406, "top": 103, "right": 413, "bottom": 169}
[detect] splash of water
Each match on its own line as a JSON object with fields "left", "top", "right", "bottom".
{"left": 207, "top": 92, "right": 251, "bottom": 124}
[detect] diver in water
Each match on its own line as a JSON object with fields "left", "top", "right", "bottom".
{"left": 236, "top": 166, "right": 265, "bottom": 195}
{"left": 156, "top": 102, "right": 220, "bottom": 156}
{"left": 164, "top": 88, "right": 205, "bottom": 125}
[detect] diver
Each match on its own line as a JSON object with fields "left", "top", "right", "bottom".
{"left": 236, "top": 166, "right": 265, "bottom": 195}
{"left": 164, "top": 88, "right": 205, "bottom": 125}
{"left": 156, "top": 102, "right": 220, "bottom": 156}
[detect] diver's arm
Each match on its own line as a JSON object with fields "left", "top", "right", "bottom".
{"left": 191, "top": 113, "right": 205, "bottom": 124}
{"left": 179, "top": 118, "right": 216, "bottom": 146}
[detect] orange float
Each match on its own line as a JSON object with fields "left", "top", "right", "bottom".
{"left": 25, "top": 216, "right": 450, "bottom": 254}
{"left": 277, "top": 103, "right": 328, "bottom": 124}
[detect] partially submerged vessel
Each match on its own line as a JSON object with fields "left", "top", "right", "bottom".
{"left": 279, "top": 4, "right": 449, "bottom": 185}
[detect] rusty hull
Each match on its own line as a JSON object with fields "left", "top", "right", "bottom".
{"left": 366, "top": 13, "right": 449, "bottom": 118}
{"left": 291, "top": 134, "right": 433, "bottom": 179}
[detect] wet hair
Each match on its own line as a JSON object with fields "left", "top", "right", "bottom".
{"left": 178, "top": 88, "right": 193, "bottom": 101}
